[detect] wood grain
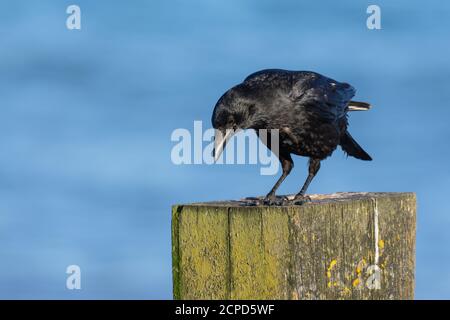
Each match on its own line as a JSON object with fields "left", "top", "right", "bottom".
{"left": 172, "top": 192, "right": 416, "bottom": 300}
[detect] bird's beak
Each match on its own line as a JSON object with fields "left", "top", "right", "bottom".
{"left": 213, "top": 129, "right": 234, "bottom": 162}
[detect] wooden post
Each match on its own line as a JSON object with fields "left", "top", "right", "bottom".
{"left": 172, "top": 192, "right": 416, "bottom": 300}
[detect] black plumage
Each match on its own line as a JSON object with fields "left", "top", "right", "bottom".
{"left": 212, "top": 69, "right": 372, "bottom": 205}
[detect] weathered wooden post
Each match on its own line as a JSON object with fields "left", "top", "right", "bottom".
{"left": 172, "top": 192, "right": 416, "bottom": 300}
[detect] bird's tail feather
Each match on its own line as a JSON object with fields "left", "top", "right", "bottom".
{"left": 348, "top": 101, "right": 371, "bottom": 111}
{"left": 340, "top": 132, "right": 372, "bottom": 161}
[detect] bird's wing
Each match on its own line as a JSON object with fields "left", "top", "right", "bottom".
{"left": 291, "top": 75, "right": 356, "bottom": 122}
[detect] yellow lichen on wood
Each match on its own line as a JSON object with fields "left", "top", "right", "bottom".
{"left": 175, "top": 205, "right": 230, "bottom": 299}
{"left": 172, "top": 192, "right": 416, "bottom": 300}
{"left": 229, "top": 207, "right": 290, "bottom": 299}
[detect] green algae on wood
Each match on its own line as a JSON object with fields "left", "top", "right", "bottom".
{"left": 172, "top": 192, "right": 416, "bottom": 300}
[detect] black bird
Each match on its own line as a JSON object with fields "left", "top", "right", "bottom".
{"left": 212, "top": 69, "right": 372, "bottom": 205}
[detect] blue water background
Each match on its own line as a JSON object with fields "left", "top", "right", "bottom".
{"left": 0, "top": 1, "right": 449, "bottom": 298}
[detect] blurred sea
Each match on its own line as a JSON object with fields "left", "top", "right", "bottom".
{"left": 0, "top": 0, "right": 449, "bottom": 298}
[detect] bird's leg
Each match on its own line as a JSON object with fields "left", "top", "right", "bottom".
{"left": 263, "top": 154, "right": 293, "bottom": 205}
{"left": 293, "top": 158, "right": 321, "bottom": 205}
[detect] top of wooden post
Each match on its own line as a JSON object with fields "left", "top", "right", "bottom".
{"left": 177, "top": 192, "right": 415, "bottom": 207}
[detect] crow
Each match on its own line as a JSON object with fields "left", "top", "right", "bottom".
{"left": 212, "top": 69, "right": 372, "bottom": 205}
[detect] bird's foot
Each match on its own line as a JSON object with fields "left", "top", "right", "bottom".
{"left": 241, "top": 197, "right": 260, "bottom": 206}
{"left": 263, "top": 195, "right": 290, "bottom": 206}
{"left": 292, "top": 194, "right": 312, "bottom": 205}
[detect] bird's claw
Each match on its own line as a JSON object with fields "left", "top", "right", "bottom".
{"left": 241, "top": 195, "right": 310, "bottom": 206}
{"left": 263, "top": 195, "right": 290, "bottom": 206}
{"left": 241, "top": 197, "right": 260, "bottom": 206}
{"left": 292, "top": 195, "right": 312, "bottom": 205}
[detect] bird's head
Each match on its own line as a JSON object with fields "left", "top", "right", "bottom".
{"left": 211, "top": 85, "right": 258, "bottom": 161}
